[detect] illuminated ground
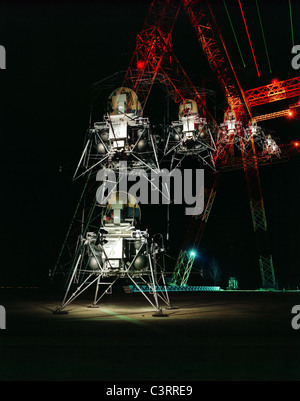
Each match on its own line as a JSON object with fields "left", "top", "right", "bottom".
{"left": 0, "top": 289, "right": 300, "bottom": 381}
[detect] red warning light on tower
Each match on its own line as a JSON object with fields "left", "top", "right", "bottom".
{"left": 137, "top": 60, "right": 145, "bottom": 70}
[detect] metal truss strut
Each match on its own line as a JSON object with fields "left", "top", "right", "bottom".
{"left": 180, "top": 0, "right": 276, "bottom": 288}
{"left": 170, "top": 249, "right": 196, "bottom": 286}
{"left": 238, "top": 133, "right": 276, "bottom": 288}
{"left": 122, "top": 0, "right": 217, "bottom": 129}
{"left": 171, "top": 171, "right": 220, "bottom": 286}
{"left": 245, "top": 76, "right": 300, "bottom": 108}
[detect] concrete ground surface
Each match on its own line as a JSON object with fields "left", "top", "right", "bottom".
{"left": 0, "top": 289, "right": 299, "bottom": 381}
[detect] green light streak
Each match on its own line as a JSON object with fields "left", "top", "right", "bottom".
{"left": 85, "top": 308, "right": 165, "bottom": 332}
{"left": 99, "top": 308, "right": 141, "bottom": 323}
{"left": 289, "top": 0, "right": 295, "bottom": 48}
{"left": 223, "top": 0, "right": 246, "bottom": 67}
{"left": 256, "top": 0, "right": 272, "bottom": 73}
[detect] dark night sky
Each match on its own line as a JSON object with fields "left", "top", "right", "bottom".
{"left": 0, "top": 0, "right": 300, "bottom": 289}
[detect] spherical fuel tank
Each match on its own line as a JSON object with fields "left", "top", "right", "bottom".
{"left": 134, "top": 255, "right": 148, "bottom": 270}
{"left": 96, "top": 143, "right": 106, "bottom": 154}
{"left": 89, "top": 256, "right": 99, "bottom": 270}
{"left": 137, "top": 139, "right": 148, "bottom": 152}
{"left": 100, "top": 130, "right": 109, "bottom": 142}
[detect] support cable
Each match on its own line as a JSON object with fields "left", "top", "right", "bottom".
{"left": 289, "top": 0, "right": 295, "bottom": 48}
{"left": 238, "top": 0, "right": 261, "bottom": 77}
{"left": 223, "top": 0, "right": 246, "bottom": 68}
{"left": 256, "top": 0, "right": 272, "bottom": 74}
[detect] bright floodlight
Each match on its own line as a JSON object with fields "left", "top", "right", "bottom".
{"left": 189, "top": 250, "right": 196, "bottom": 257}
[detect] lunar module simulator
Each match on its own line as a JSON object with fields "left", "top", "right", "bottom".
{"left": 73, "top": 87, "right": 160, "bottom": 180}
{"left": 53, "top": 86, "right": 173, "bottom": 316}
{"left": 164, "top": 99, "right": 216, "bottom": 170}
{"left": 54, "top": 192, "right": 172, "bottom": 316}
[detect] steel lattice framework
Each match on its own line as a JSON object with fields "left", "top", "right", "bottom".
{"left": 55, "top": 1, "right": 300, "bottom": 291}
{"left": 253, "top": 106, "right": 300, "bottom": 122}
{"left": 183, "top": 0, "right": 251, "bottom": 123}
{"left": 121, "top": 0, "right": 283, "bottom": 288}
{"left": 181, "top": 0, "right": 276, "bottom": 287}
{"left": 122, "top": 0, "right": 218, "bottom": 129}
{"left": 123, "top": 1, "right": 300, "bottom": 288}
{"left": 245, "top": 76, "right": 300, "bottom": 108}
{"left": 175, "top": 1, "right": 299, "bottom": 287}
{"left": 170, "top": 250, "right": 196, "bottom": 286}
{"left": 247, "top": 77, "right": 300, "bottom": 124}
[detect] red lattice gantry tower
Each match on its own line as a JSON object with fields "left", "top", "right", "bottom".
{"left": 120, "top": 0, "right": 300, "bottom": 288}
